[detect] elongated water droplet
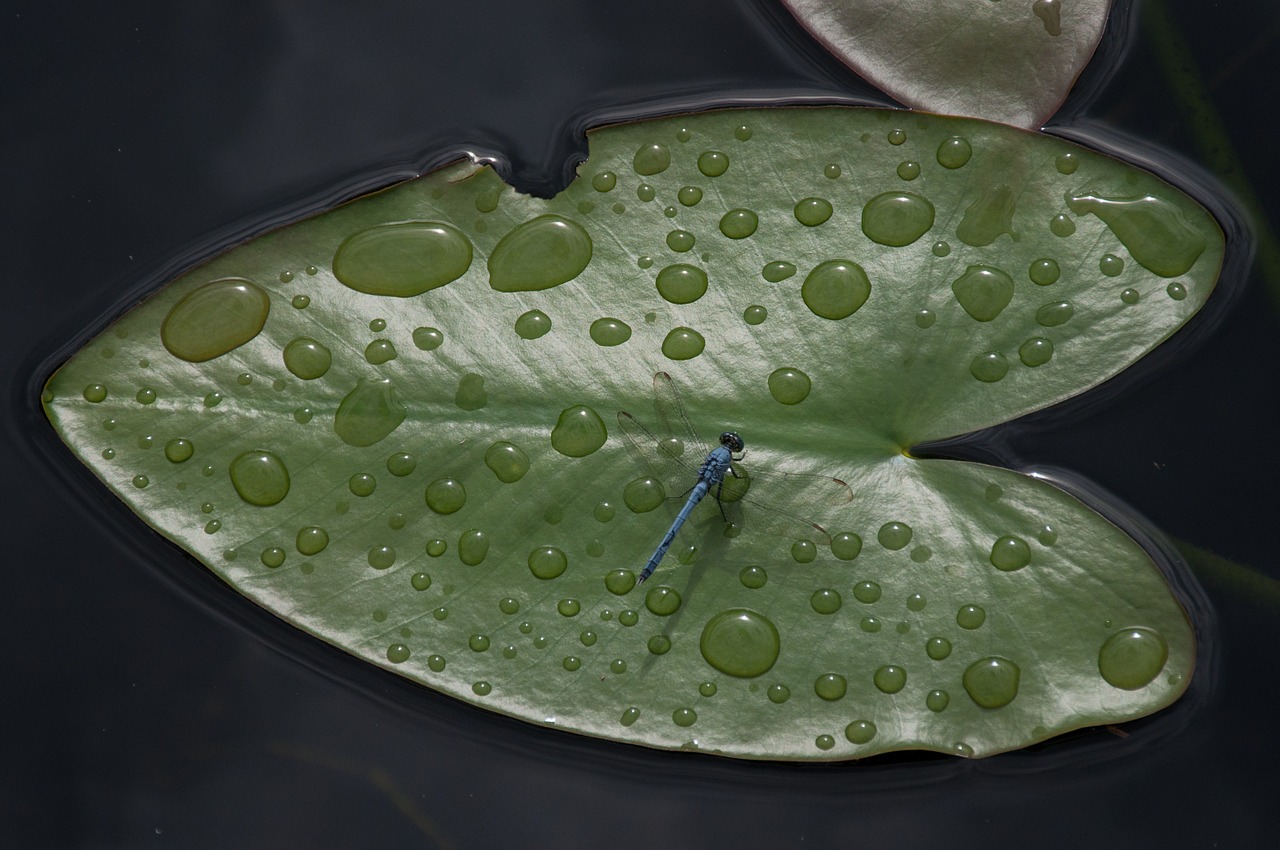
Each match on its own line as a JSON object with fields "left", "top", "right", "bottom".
{"left": 488, "top": 215, "right": 592, "bottom": 292}
{"left": 794, "top": 197, "right": 833, "bottom": 227}
{"left": 590, "top": 318, "right": 632, "bottom": 346}
{"left": 719, "top": 209, "right": 758, "bottom": 239}
{"left": 333, "top": 222, "right": 472, "bottom": 296}
{"left": 956, "top": 185, "right": 1017, "bottom": 247}
{"left": 458, "top": 529, "right": 489, "bottom": 565}
{"left": 1066, "top": 191, "right": 1207, "bottom": 277}
{"left": 762, "top": 261, "right": 796, "bottom": 282}
{"left": 161, "top": 278, "right": 270, "bottom": 362}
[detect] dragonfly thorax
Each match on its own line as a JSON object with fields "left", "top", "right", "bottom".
{"left": 719, "top": 431, "right": 745, "bottom": 453}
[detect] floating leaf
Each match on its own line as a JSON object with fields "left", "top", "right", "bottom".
{"left": 43, "top": 108, "right": 1220, "bottom": 760}
{"left": 780, "top": 0, "right": 1111, "bottom": 128}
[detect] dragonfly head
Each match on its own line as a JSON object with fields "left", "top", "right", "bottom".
{"left": 719, "top": 431, "right": 745, "bottom": 453}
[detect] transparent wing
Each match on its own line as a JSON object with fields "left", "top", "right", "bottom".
{"left": 615, "top": 410, "right": 705, "bottom": 494}
{"left": 652, "top": 370, "right": 707, "bottom": 459}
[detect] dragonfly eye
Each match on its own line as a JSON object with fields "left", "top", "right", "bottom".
{"left": 720, "top": 431, "right": 745, "bottom": 452}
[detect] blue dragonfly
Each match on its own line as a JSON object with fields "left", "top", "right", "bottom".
{"left": 617, "top": 371, "right": 854, "bottom": 584}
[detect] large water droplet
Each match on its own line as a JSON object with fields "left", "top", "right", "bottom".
{"left": 425, "top": 478, "right": 466, "bottom": 514}
{"left": 229, "top": 450, "right": 290, "bottom": 506}
{"left": 831, "top": 533, "right": 862, "bottom": 560}
{"left": 952, "top": 265, "right": 1014, "bottom": 321}
{"left": 655, "top": 264, "right": 708, "bottom": 304}
{"left": 488, "top": 215, "right": 592, "bottom": 292}
{"left": 161, "top": 278, "right": 270, "bottom": 362}
{"left": 936, "top": 136, "right": 972, "bottom": 169}
{"left": 794, "top": 197, "right": 834, "bottom": 227}
{"left": 719, "top": 208, "right": 759, "bottom": 239}
{"left": 550, "top": 405, "right": 607, "bottom": 457}
{"left": 661, "top": 327, "right": 705, "bottom": 360}
{"left": 956, "top": 185, "right": 1017, "bottom": 247}
{"left": 802, "top": 260, "right": 871, "bottom": 320}
{"left": 528, "top": 546, "right": 568, "bottom": 580}
{"left": 861, "top": 192, "right": 935, "bottom": 246}
{"left": 873, "top": 665, "right": 907, "bottom": 694}
{"left": 334, "top": 378, "right": 406, "bottom": 447}
{"left": 700, "top": 609, "right": 780, "bottom": 677}
{"left": 989, "top": 535, "right": 1031, "bottom": 571}
{"left": 515, "top": 310, "right": 551, "bottom": 340}
{"left": 332, "top": 222, "right": 473, "bottom": 296}
{"left": 282, "top": 338, "right": 332, "bottom": 380}
{"left": 458, "top": 529, "right": 489, "bottom": 565}
{"left": 624, "top": 477, "right": 666, "bottom": 512}
{"left": 1066, "top": 191, "right": 1207, "bottom": 277}
{"left": 877, "top": 521, "right": 913, "bottom": 550}
{"left": 697, "top": 150, "right": 729, "bottom": 177}
{"left": 1098, "top": 627, "right": 1168, "bottom": 690}
{"left": 1033, "top": 0, "right": 1062, "bottom": 36}
{"left": 767, "top": 368, "right": 811, "bottom": 404}
{"left": 963, "top": 657, "right": 1021, "bottom": 708}
{"left": 633, "top": 143, "right": 671, "bottom": 175}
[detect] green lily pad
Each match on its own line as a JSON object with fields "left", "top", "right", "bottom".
{"left": 780, "top": 0, "right": 1111, "bottom": 128}
{"left": 42, "top": 107, "right": 1220, "bottom": 760}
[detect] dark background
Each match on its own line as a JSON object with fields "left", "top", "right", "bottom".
{"left": 4, "top": 1, "right": 1278, "bottom": 846}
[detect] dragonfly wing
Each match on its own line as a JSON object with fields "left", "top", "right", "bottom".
{"left": 652, "top": 371, "right": 708, "bottom": 457}
{"left": 723, "top": 466, "right": 854, "bottom": 544}
{"left": 616, "top": 410, "right": 704, "bottom": 488}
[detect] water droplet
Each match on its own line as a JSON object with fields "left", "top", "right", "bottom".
{"left": 957, "top": 605, "right": 987, "bottom": 629}
{"left": 161, "top": 278, "right": 270, "bottom": 362}
{"left": 989, "top": 536, "right": 1031, "bottom": 571}
{"left": 1099, "top": 253, "right": 1125, "bottom": 277}
{"left": 767, "top": 684, "right": 790, "bottom": 704}
{"left": 970, "top": 352, "right": 1010, "bottom": 383}
{"left": 562, "top": 656, "right": 581, "bottom": 671}
{"left": 672, "top": 707, "right": 697, "bottom": 728}
{"left": 624, "top": 476, "right": 666, "bottom": 512}
{"left": 791, "top": 540, "right": 817, "bottom": 563}
{"left": 426, "top": 654, "right": 446, "bottom": 672}
{"left": 794, "top": 197, "right": 833, "bottom": 227}
{"left": 589, "top": 317, "right": 632, "bottom": 346}
{"left": 592, "top": 171, "right": 617, "bottom": 192}
{"left": 802, "top": 260, "right": 871, "bottom": 320}
{"left": 472, "top": 682, "right": 492, "bottom": 696}
{"left": 341, "top": 473, "right": 375, "bottom": 499}
{"left": 101, "top": 448, "right": 115, "bottom": 460}
{"left": 557, "top": 598, "right": 581, "bottom": 617}
{"left": 831, "top": 533, "right": 862, "bottom": 560}
{"left": 454, "top": 373, "right": 487, "bottom": 411}
{"left": 877, "top": 522, "right": 912, "bottom": 550}
{"left": 484, "top": 441, "right": 530, "bottom": 483}
{"left": 853, "top": 581, "right": 882, "bottom": 604}
{"left": 135, "top": 388, "right": 156, "bottom": 405}
{"left": 433, "top": 607, "right": 448, "bottom": 621}
{"left": 164, "top": 438, "right": 194, "bottom": 463}
{"left": 633, "top": 143, "right": 671, "bottom": 175}
{"left": 700, "top": 609, "right": 780, "bottom": 678}
{"left": 926, "top": 636, "right": 952, "bottom": 660}
{"left": 204, "top": 519, "right": 222, "bottom": 534}
{"left": 131, "top": 475, "right": 149, "bottom": 488}
{"left": 412, "top": 327, "right": 444, "bottom": 351}
{"left": 332, "top": 222, "right": 473, "bottom": 296}
{"left": 83, "top": 384, "right": 108, "bottom": 403}
{"left": 887, "top": 129, "right": 907, "bottom": 145}
{"left": 926, "top": 689, "right": 951, "bottom": 712}
{"left": 1099, "top": 627, "right": 1169, "bottom": 690}
{"left": 366, "top": 545, "right": 395, "bottom": 570}
{"left": 1163, "top": 281, "right": 1189, "bottom": 301}
{"left": 458, "top": 529, "right": 489, "bottom": 565}
{"left": 811, "top": 589, "right": 842, "bottom": 614}
{"left": 602, "top": 569, "right": 636, "bottom": 596}
{"left": 609, "top": 658, "right": 628, "bottom": 675}
{"left": 873, "top": 665, "right": 907, "bottom": 694}
{"left": 845, "top": 720, "right": 877, "bottom": 744}
{"left": 616, "top": 609, "right": 638, "bottom": 627}
{"left": 528, "top": 546, "right": 568, "bottom": 580}
{"left": 739, "top": 565, "right": 767, "bottom": 589}
{"left": 1067, "top": 192, "right": 1206, "bottom": 277}
{"left": 661, "top": 327, "right": 705, "bottom": 360}
{"left": 260, "top": 547, "right": 286, "bottom": 569}
{"left": 896, "top": 160, "right": 921, "bottom": 181}
{"left": 697, "top": 150, "right": 729, "bottom": 177}
{"left": 952, "top": 264, "right": 1015, "bottom": 322}
{"left": 425, "top": 538, "right": 446, "bottom": 557}
{"left": 498, "top": 597, "right": 520, "bottom": 616}
{"left": 384, "top": 452, "right": 416, "bottom": 478}
{"left": 655, "top": 264, "right": 708, "bottom": 304}
{"left": 963, "top": 657, "right": 1021, "bottom": 708}
{"left": 364, "top": 339, "right": 397, "bottom": 365}
{"left": 334, "top": 378, "right": 405, "bottom": 447}
{"left": 424, "top": 478, "right": 466, "bottom": 515}
{"left": 743, "top": 305, "right": 767, "bottom": 325}
{"left": 1019, "top": 337, "right": 1054, "bottom": 367}
{"left": 719, "top": 209, "right": 758, "bottom": 239}
{"left": 488, "top": 215, "right": 592, "bottom": 292}
{"left": 645, "top": 585, "right": 682, "bottom": 616}
{"left": 579, "top": 628, "right": 596, "bottom": 644}
{"left": 862, "top": 192, "right": 934, "bottom": 246}
{"left": 637, "top": 184, "right": 656, "bottom": 202}
{"left": 550, "top": 405, "right": 607, "bottom": 457}
{"left": 1034, "top": 301, "right": 1073, "bottom": 329}
{"left": 620, "top": 707, "right": 641, "bottom": 727}
{"left": 383, "top": 643, "right": 410, "bottom": 664}
{"left": 1121, "top": 288, "right": 1141, "bottom": 305}
{"left": 931, "top": 241, "right": 952, "bottom": 258}
{"left": 936, "top": 136, "right": 972, "bottom": 169}
{"left": 823, "top": 163, "right": 842, "bottom": 179}
{"left": 296, "top": 526, "right": 329, "bottom": 556}
{"left": 229, "top": 450, "right": 290, "bottom": 506}
{"left": 734, "top": 124, "right": 752, "bottom": 141}
{"left": 1054, "top": 149, "right": 1078, "bottom": 174}
{"left": 678, "top": 186, "right": 703, "bottom": 206}
{"left": 906, "top": 593, "right": 927, "bottom": 612}
{"left": 410, "top": 571, "right": 431, "bottom": 591}
{"left": 1050, "top": 214, "right": 1076, "bottom": 237}
{"left": 861, "top": 617, "right": 880, "bottom": 633}
{"left": 814, "top": 673, "right": 847, "bottom": 701}
{"left": 1037, "top": 524, "right": 1058, "bottom": 546}
{"left": 665, "top": 229, "right": 695, "bottom": 253}
{"left": 767, "top": 367, "right": 811, "bottom": 405}
{"left": 513, "top": 309, "right": 552, "bottom": 340}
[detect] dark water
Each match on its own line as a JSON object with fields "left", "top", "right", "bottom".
{"left": 5, "top": 1, "right": 1279, "bottom": 846}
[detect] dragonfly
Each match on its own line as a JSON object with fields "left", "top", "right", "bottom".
{"left": 617, "top": 371, "right": 854, "bottom": 584}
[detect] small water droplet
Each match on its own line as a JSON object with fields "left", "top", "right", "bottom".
{"left": 1050, "top": 214, "right": 1076, "bottom": 237}
{"left": 767, "top": 684, "right": 790, "bottom": 704}
{"left": 896, "top": 161, "right": 921, "bottom": 181}
{"left": 633, "top": 143, "right": 671, "bottom": 175}
{"left": 1019, "top": 337, "right": 1054, "bottom": 367}
{"left": 135, "top": 388, "right": 156, "bottom": 405}
{"left": 1100, "top": 253, "right": 1125, "bottom": 277}
{"left": 367, "top": 545, "right": 396, "bottom": 570}
{"left": 877, "top": 522, "right": 913, "bottom": 550}
{"left": 1121, "top": 288, "right": 1141, "bottom": 305}
{"left": 229, "top": 450, "right": 290, "bottom": 506}
{"left": 472, "top": 682, "right": 492, "bottom": 696}
{"left": 844, "top": 720, "right": 877, "bottom": 744}
{"left": 794, "top": 197, "right": 833, "bottom": 227}
{"left": 810, "top": 589, "right": 842, "bottom": 614}
{"left": 862, "top": 192, "right": 935, "bottom": 246}
{"left": 719, "top": 209, "right": 759, "bottom": 239}
{"left": 957, "top": 605, "right": 987, "bottom": 629}
{"left": 589, "top": 317, "right": 632, "bottom": 346}
{"left": 824, "top": 163, "right": 841, "bottom": 179}
{"left": 678, "top": 186, "right": 703, "bottom": 206}
{"left": 739, "top": 565, "right": 767, "bottom": 589}
{"left": 906, "top": 593, "right": 927, "bottom": 612}
{"left": 261, "top": 547, "right": 286, "bottom": 568}
{"left": 458, "top": 529, "right": 490, "bottom": 565}
{"left": 926, "top": 689, "right": 951, "bottom": 712}
{"left": 853, "top": 581, "right": 882, "bottom": 604}
{"left": 427, "top": 655, "right": 446, "bottom": 672}
{"left": 1037, "top": 524, "right": 1058, "bottom": 545}
{"left": 426, "top": 538, "right": 447, "bottom": 557}
{"left": 592, "top": 171, "right": 617, "bottom": 192}
{"left": 386, "top": 451, "right": 416, "bottom": 477}
{"left": 498, "top": 597, "right": 520, "bottom": 615}
{"left": 990, "top": 535, "right": 1031, "bottom": 571}
{"left": 661, "top": 327, "right": 705, "bottom": 361}
{"left": 562, "top": 656, "right": 581, "bottom": 671}
{"left": 970, "top": 352, "right": 1010, "bottom": 383}
{"left": 887, "top": 129, "right": 906, "bottom": 145}
{"left": 411, "top": 572, "right": 431, "bottom": 591}
{"left": 296, "top": 526, "right": 329, "bottom": 556}
{"left": 672, "top": 707, "right": 697, "bottom": 728}
{"left": 645, "top": 585, "right": 682, "bottom": 616}
{"left": 624, "top": 476, "right": 666, "bottom": 512}
{"left": 425, "top": 478, "right": 466, "bottom": 515}
{"left": 164, "top": 438, "right": 194, "bottom": 464}
{"left": 665, "top": 229, "right": 695, "bottom": 252}
{"left": 831, "top": 533, "right": 862, "bottom": 560}
{"left": 873, "top": 665, "right": 907, "bottom": 693}
{"left": 762, "top": 261, "right": 796, "bottom": 282}
{"left": 931, "top": 240, "right": 952, "bottom": 257}
{"left": 936, "top": 136, "right": 972, "bottom": 169}
{"left": 604, "top": 569, "right": 636, "bottom": 596}
{"left": 364, "top": 339, "right": 397, "bottom": 365}
{"left": 734, "top": 124, "right": 752, "bottom": 141}
{"left": 557, "top": 598, "right": 581, "bottom": 617}
{"left": 637, "top": 184, "right": 656, "bottom": 202}
{"left": 926, "top": 636, "right": 952, "bottom": 660}
{"left": 743, "top": 305, "right": 767, "bottom": 325}
{"left": 767, "top": 367, "right": 811, "bottom": 404}
{"left": 814, "top": 673, "right": 847, "bottom": 701}
{"left": 83, "top": 384, "right": 108, "bottom": 403}
{"left": 697, "top": 150, "right": 729, "bottom": 177}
